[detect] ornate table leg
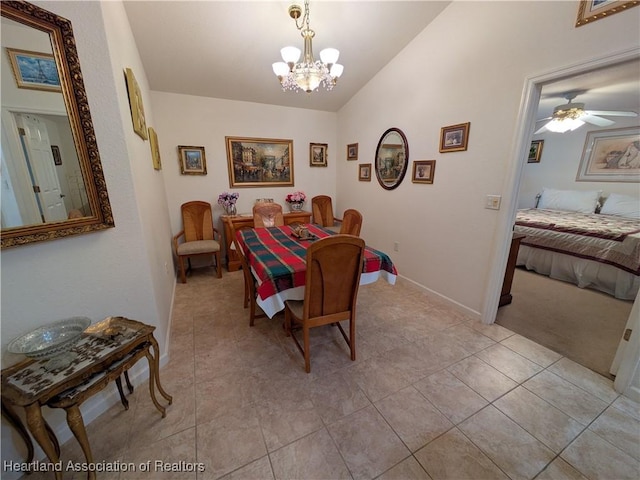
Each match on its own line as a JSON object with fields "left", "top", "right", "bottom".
{"left": 115, "top": 376, "right": 129, "bottom": 410}
{"left": 144, "top": 350, "right": 166, "bottom": 417}
{"left": 149, "top": 336, "right": 173, "bottom": 404}
{"left": 124, "top": 370, "right": 134, "bottom": 393}
{"left": 2, "top": 400, "right": 34, "bottom": 462}
{"left": 24, "top": 403, "right": 62, "bottom": 480}
{"left": 65, "top": 404, "right": 96, "bottom": 480}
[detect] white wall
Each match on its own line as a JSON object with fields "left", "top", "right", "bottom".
{"left": 336, "top": 1, "right": 640, "bottom": 314}
{"left": 520, "top": 117, "right": 640, "bottom": 208}
{"left": 151, "top": 92, "right": 337, "bottom": 250}
{"left": 0, "top": 1, "right": 174, "bottom": 474}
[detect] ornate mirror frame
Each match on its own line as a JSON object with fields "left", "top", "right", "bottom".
{"left": 1, "top": 1, "right": 114, "bottom": 249}
{"left": 374, "top": 127, "right": 409, "bottom": 190}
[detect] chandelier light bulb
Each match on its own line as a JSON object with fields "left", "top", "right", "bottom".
{"left": 319, "top": 48, "right": 339, "bottom": 65}
{"left": 272, "top": 62, "right": 289, "bottom": 77}
{"left": 281, "top": 46, "right": 301, "bottom": 64}
{"left": 330, "top": 63, "right": 344, "bottom": 78}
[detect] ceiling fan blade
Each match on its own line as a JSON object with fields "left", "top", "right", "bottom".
{"left": 536, "top": 117, "right": 552, "bottom": 123}
{"left": 581, "top": 114, "right": 615, "bottom": 127}
{"left": 585, "top": 110, "right": 638, "bottom": 117}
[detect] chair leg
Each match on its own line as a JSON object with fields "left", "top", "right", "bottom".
{"left": 215, "top": 252, "right": 222, "bottom": 278}
{"left": 303, "top": 324, "right": 311, "bottom": 373}
{"left": 178, "top": 257, "right": 187, "bottom": 283}
{"left": 350, "top": 318, "right": 356, "bottom": 361}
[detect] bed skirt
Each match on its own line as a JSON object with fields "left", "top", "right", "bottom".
{"left": 517, "top": 245, "right": 639, "bottom": 301}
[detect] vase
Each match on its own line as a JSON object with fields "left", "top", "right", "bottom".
{"left": 289, "top": 202, "right": 304, "bottom": 212}
{"left": 225, "top": 204, "right": 237, "bottom": 216}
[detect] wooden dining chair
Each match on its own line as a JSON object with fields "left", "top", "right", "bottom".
{"left": 284, "top": 235, "right": 365, "bottom": 373}
{"left": 253, "top": 202, "right": 284, "bottom": 228}
{"left": 311, "top": 195, "right": 342, "bottom": 231}
{"left": 231, "top": 224, "right": 267, "bottom": 326}
{"left": 339, "top": 209, "right": 363, "bottom": 236}
{"left": 172, "top": 201, "right": 222, "bottom": 282}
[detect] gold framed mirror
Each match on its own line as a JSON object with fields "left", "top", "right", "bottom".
{"left": 1, "top": 1, "right": 114, "bottom": 249}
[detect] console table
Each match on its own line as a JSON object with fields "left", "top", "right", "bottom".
{"left": 221, "top": 210, "right": 312, "bottom": 271}
{"left": 1, "top": 317, "right": 172, "bottom": 480}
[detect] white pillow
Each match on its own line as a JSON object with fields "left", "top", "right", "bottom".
{"left": 600, "top": 193, "right": 640, "bottom": 219}
{"left": 537, "top": 188, "right": 600, "bottom": 214}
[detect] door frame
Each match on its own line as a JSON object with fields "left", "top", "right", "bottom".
{"left": 481, "top": 47, "right": 640, "bottom": 393}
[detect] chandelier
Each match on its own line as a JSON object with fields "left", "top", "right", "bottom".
{"left": 272, "top": 1, "right": 343, "bottom": 93}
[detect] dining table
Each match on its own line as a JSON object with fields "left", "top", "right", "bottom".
{"left": 236, "top": 223, "right": 398, "bottom": 318}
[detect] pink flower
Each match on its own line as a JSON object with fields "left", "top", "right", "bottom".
{"left": 285, "top": 191, "right": 306, "bottom": 203}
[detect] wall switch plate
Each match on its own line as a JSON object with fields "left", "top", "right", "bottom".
{"left": 394, "top": 242, "right": 399, "bottom": 252}
{"left": 485, "top": 195, "right": 502, "bottom": 210}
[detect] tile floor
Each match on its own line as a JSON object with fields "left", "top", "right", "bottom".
{"left": 20, "top": 268, "right": 640, "bottom": 479}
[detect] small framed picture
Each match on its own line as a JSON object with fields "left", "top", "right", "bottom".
{"left": 528, "top": 140, "right": 544, "bottom": 163}
{"left": 149, "top": 127, "right": 162, "bottom": 170}
{"left": 178, "top": 145, "right": 207, "bottom": 175}
{"left": 125, "top": 68, "right": 148, "bottom": 140}
{"left": 439, "top": 122, "right": 470, "bottom": 153}
{"left": 359, "top": 163, "right": 372, "bottom": 181}
{"left": 6, "top": 48, "right": 61, "bottom": 92}
{"left": 576, "top": 0, "right": 639, "bottom": 27}
{"left": 347, "top": 143, "right": 358, "bottom": 161}
{"left": 412, "top": 160, "right": 436, "bottom": 184}
{"left": 51, "top": 145, "right": 62, "bottom": 166}
{"left": 310, "top": 143, "right": 328, "bottom": 167}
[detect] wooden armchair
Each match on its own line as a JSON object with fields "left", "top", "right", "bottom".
{"left": 339, "top": 209, "right": 363, "bottom": 236}
{"left": 173, "top": 201, "right": 222, "bottom": 283}
{"left": 311, "top": 195, "right": 342, "bottom": 232}
{"left": 253, "top": 202, "right": 284, "bottom": 228}
{"left": 284, "top": 235, "right": 365, "bottom": 373}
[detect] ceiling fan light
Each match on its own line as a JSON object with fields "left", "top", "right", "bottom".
{"left": 319, "top": 47, "right": 339, "bottom": 65}
{"left": 545, "top": 118, "right": 585, "bottom": 133}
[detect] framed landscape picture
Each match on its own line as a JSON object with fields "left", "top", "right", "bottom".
{"left": 6, "top": 48, "right": 61, "bottom": 92}
{"left": 528, "top": 140, "right": 544, "bottom": 163}
{"left": 125, "top": 67, "right": 148, "bottom": 140}
{"left": 576, "top": 0, "right": 639, "bottom": 27}
{"left": 310, "top": 143, "right": 328, "bottom": 167}
{"left": 439, "top": 122, "right": 470, "bottom": 153}
{"left": 178, "top": 145, "right": 207, "bottom": 175}
{"left": 225, "top": 136, "right": 294, "bottom": 187}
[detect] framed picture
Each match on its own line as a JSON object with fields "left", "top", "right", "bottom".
{"left": 576, "top": 127, "right": 640, "bottom": 182}
{"left": 51, "top": 145, "right": 62, "bottom": 166}
{"left": 359, "top": 163, "right": 372, "bottom": 181}
{"left": 148, "top": 127, "right": 162, "bottom": 170}
{"left": 576, "top": 0, "right": 639, "bottom": 27}
{"left": 439, "top": 122, "right": 470, "bottom": 153}
{"left": 6, "top": 48, "right": 61, "bottom": 92}
{"left": 225, "top": 136, "right": 294, "bottom": 187}
{"left": 412, "top": 160, "right": 436, "bottom": 184}
{"left": 178, "top": 145, "right": 207, "bottom": 175}
{"left": 528, "top": 140, "right": 544, "bottom": 163}
{"left": 124, "top": 67, "right": 148, "bottom": 140}
{"left": 310, "top": 143, "right": 328, "bottom": 167}
{"left": 347, "top": 143, "right": 358, "bottom": 161}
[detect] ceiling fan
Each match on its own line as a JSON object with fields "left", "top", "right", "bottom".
{"left": 535, "top": 92, "right": 638, "bottom": 134}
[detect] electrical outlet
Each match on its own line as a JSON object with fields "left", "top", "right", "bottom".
{"left": 394, "top": 242, "right": 399, "bottom": 252}
{"left": 485, "top": 195, "right": 502, "bottom": 210}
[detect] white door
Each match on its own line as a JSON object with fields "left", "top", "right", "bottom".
{"left": 16, "top": 113, "right": 67, "bottom": 222}
{"left": 612, "top": 290, "right": 640, "bottom": 401}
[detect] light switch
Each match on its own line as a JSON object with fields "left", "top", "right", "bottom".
{"left": 485, "top": 195, "right": 501, "bottom": 210}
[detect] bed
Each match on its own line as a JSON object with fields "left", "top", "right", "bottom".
{"left": 514, "top": 189, "right": 640, "bottom": 301}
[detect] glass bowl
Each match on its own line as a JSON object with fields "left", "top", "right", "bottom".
{"left": 7, "top": 317, "right": 91, "bottom": 370}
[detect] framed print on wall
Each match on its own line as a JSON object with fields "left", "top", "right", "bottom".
{"left": 412, "top": 160, "right": 436, "bottom": 184}
{"left": 528, "top": 140, "right": 544, "bottom": 163}
{"left": 359, "top": 163, "right": 372, "bottom": 181}
{"left": 225, "top": 136, "right": 294, "bottom": 187}
{"left": 149, "top": 127, "right": 162, "bottom": 170}
{"left": 576, "top": 126, "right": 640, "bottom": 182}
{"left": 6, "top": 48, "right": 61, "bottom": 92}
{"left": 124, "top": 67, "right": 148, "bottom": 140}
{"left": 439, "top": 122, "right": 470, "bottom": 153}
{"left": 178, "top": 145, "right": 207, "bottom": 175}
{"left": 347, "top": 143, "right": 358, "bottom": 160}
{"left": 51, "top": 145, "right": 62, "bottom": 166}
{"left": 576, "top": 0, "right": 639, "bottom": 27}
{"left": 310, "top": 143, "right": 328, "bottom": 167}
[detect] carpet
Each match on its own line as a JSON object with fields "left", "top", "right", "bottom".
{"left": 495, "top": 268, "right": 633, "bottom": 379}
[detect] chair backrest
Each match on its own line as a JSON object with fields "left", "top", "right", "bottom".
{"left": 303, "top": 235, "right": 365, "bottom": 319}
{"left": 253, "top": 202, "right": 284, "bottom": 228}
{"left": 181, "top": 201, "right": 214, "bottom": 242}
{"left": 311, "top": 195, "right": 335, "bottom": 227}
{"left": 340, "top": 209, "right": 363, "bottom": 236}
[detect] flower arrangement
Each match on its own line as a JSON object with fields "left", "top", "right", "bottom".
{"left": 218, "top": 192, "right": 239, "bottom": 214}
{"left": 285, "top": 191, "right": 306, "bottom": 204}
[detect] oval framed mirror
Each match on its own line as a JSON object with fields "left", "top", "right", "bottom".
{"left": 374, "top": 127, "right": 409, "bottom": 190}
{"left": 1, "top": 1, "right": 114, "bottom": 249}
